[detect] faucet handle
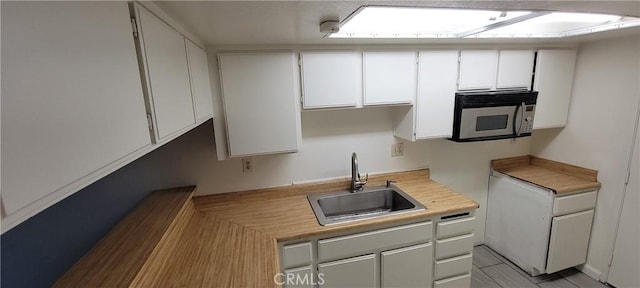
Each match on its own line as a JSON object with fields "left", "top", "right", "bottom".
{"left": 386, "top": 179, "right": 396, "bottom": 188}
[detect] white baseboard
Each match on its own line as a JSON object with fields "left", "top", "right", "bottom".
{"left": 580, "top": 264, "right": 603, "bottom": 282}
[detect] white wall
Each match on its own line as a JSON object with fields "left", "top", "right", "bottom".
{"left": 531, "top": 35, "right": 640, "bottom": 281}
{"left": 189, "top": 104, "right": 530, "bottom": 243}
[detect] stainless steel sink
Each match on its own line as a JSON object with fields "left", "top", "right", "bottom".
{"left": 307, "top": 185, "right": 426, "bottom": 226}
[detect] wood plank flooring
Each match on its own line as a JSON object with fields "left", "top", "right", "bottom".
{"left": 472, "top": 245, "right": 609, "bottom": 288}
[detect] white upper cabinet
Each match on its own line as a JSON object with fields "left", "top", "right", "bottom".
{"left": 416, "top": 51, "right": 460, "bottom": 139}
{"left": 459, "top": 50, "right": 534, "bottom": 91}
{"left": 185, "top": 39, "right": 214, "bottom": 121}
{"left": 394, "top": 51, "right": 459, "bottom": 141}
{"left": 218, "top": 53, "right": 301, "bottom": 157}
{"left": 458, "top": 50, "right": 498, "bottom": 90}
{"left": 363, "top": 51, "right": 417, "bottom": 105}
{"left": 301, "top": 51, "right": 362, "bottom": 109}
{"left": 134, "top": 4, "right": 195, "bottom": 141}
{"left": 496, "top": 50, "right": 535, "bottom": 89}
{"left": 532, "top": 49, "right": 577, "bottom": 129}
{"left": 1, "top": 2, "right": 151, "bottom": 227}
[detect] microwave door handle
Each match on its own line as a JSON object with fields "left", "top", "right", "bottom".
{"left": 514, "top": 102, "right": 526, "bottom": 136}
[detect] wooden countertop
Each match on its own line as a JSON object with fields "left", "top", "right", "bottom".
{"left": 492, "top": 156, "right": 601, "bottom": 194}
{"left": 55, "top": 169, "right": 479, "bottom": 287}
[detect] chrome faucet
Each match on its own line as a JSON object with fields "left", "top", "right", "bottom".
{"left": 350, "top": 152, "right": 368, "bottom": 192}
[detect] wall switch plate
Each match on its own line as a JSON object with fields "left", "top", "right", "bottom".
{"left": 242, "top": 158, "right": 253, "bottom": 173}
{"left": 391, "top": 143, "right": 404, "bottom": 157}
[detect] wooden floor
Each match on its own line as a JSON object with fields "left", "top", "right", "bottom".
{"left": 472, "top": 245, "right": 609, "bottom": 288}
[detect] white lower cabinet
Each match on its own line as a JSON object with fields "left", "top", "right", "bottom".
{"left": 433, "top": 214, "right": 475, "bottom": 287}
{"left": 434, "top": 254, "right": 473, "bottom": 280}
{"left": 319, "top": 254, "right": 377, "bottom": 287}
{"left": 280, "top": 215, "right": 475, "bottom": 288}
{"left": 435, "top": 233, "right": 475, "bottom": 260}
{"left": 434, "top": 274, "right": 471, "bottom": 288}
{"left": 284, "top": 265, "right": 315, "bottom": 288}
{"left": 486, "top": 173, "right": 597, "bottom": 275}
{"left": 546, "top": 209, "right": 595, "bottom": 273}
{"left": 382, "top": 243, "right": 433, "bottom": 288}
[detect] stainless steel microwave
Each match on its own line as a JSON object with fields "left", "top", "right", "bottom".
{"left": 451, "top": 90, "right": 538, "bottom": 142}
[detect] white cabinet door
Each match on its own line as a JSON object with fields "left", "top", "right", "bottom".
{"left": 497, "top": 50, "right": 534, "bottom": 89}
{"left": 532, "top": 49, "right": 577, "bottom": 129}
{"left": 486, "top": 175, "right": 554, "bottom": 276}
{"left": 185, "top": 39, "right": 214, "bottom": 121}
{"left": 218, "top": 53, "right": 301, "bottom": 157}
{"left": 135, "top": 4, "right": 195, "bottom": 140}
{"left": 319, "top": 254, "right": 377, "bottom": 288}
{"left": 363, "top": 51, "right": 417, "bottom": 105}
{"left": 382, "top": 243, "right": 433, "bottom": 288}
{"left": 284, "top": 265, "right": 314, "bottom": 288}
{"left": 301, "top": 51, "right": 361, "bottom": 109}
{"left": 1, "top": 2, "right": 150, "bottom": 219}
{"left": 546, "top": 209, "right": 595, "bottom": 273}
{"left": 415, "top": 51, "right": 459, "bottom": 139}
{"left": 458, "top": 50, "right": 498, "bottom": 90}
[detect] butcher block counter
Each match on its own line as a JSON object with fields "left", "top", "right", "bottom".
{"left": 55, "top": 169, "right": 478, "bottom": 287}
{"left": 491, "top": 155, "right": 601, "bottom": 194}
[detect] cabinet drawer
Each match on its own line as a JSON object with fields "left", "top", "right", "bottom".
{"left": 434, "top": 253, "right": 473, "bottom": 280}
{"left": 434, "top": 274, "right": 471, "bottom": 288}
{"left": 282, "top": 242, "right": 312, "bottom": 269}
{"left": 318, "top": 221, "right": 432, "bottom": 262}
{"left": 435, "top": 233, "right": 474, "bottom": 260}
{"left": 437, "top": 217, "right": 475, "bottom": 239}
{"left": 553, "top": 191, "right": 597, "bottom": 216}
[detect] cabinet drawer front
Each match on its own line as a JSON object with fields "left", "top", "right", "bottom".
{"left": 318, "top": 221, "right": 432, "bottom": 262}
{"left": 434, "top": 274, "right": 471, "bottom": 288}
{"left": 435, "top": 233, "right": 474, "bottom": 260}
{"left": 553, "top": 191, "right": 597, "bottom": 216}
{"left": 434, "top": 254, "right": 473, "bottom": 280}
{"left": 283, "top": 242, "right": 313, "bottom": 269}
{"left": 437, "top": 217, "right": 475, "bottom": 239}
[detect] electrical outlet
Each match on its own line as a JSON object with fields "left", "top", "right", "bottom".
{"left": 391, "top": 143, "right": 404, "bottom": 157}
{"left": 242, "top": 158, "right": 253, "bottom": 173}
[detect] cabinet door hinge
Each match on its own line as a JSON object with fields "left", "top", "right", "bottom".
{"left": 146, "top": 113, "right": 153, "bottom": 131}
{"left": 131, "top": 17, "right": 139, "bottom": 38}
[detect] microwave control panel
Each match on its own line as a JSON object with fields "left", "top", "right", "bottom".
{"left": 520, "top": 105, "right": 536, "bottom": 133}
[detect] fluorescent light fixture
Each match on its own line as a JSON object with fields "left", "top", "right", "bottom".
{"left": 328, "top": 6, "right": 640, "bottom": 39}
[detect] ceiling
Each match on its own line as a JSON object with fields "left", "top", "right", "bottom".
{"left": 155, "top": 1, "right": 640, "bottom": 46}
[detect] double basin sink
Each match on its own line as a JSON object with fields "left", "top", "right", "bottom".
{"left": 307, "top": 184, "right": 426, "bottom": 226}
